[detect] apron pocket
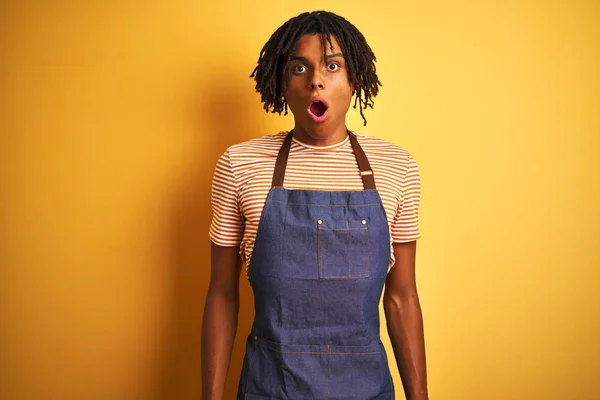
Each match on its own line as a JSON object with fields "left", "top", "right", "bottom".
{"left": 244, "top": 336, "right": 392, "bottom": 399}
{"left": 327, "top": 351, "right": 394, "bottom": 399}
{"left": 244, "top": 336, "right": 326, "bottom": 398}
{"left": 318, "top": 217, "right": 370, "bottom": 279}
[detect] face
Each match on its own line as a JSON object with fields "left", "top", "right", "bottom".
{"left": 284, "top": 34, "right": 354, "bottom": 145}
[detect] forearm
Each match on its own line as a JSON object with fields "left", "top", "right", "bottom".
{"left": 201, "top": 286, "right": 239, "bottom": 400}
{"left": 384, "top": 292, "right": 428, "bottom": 400}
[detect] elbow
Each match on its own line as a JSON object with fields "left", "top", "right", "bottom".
{"left": 383, "top": 289, "right": 420, "bottom": 315}
{"left": 206, "top": 278, "right": 241, "bottom": 306}
{"left": 208, "top": 284, "right": 240, "bottom": 304}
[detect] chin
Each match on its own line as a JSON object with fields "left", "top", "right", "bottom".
{"left": 301, "top": 123, "right": 332, "bottom": 139}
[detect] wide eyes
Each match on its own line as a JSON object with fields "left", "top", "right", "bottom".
{"left": 293, "top": 65, "right": 307, "bottom": 74}
{"left": 290, "top": 62, "right": 340, "bottom": 74}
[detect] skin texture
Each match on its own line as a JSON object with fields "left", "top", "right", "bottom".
{"left": 201, "top": 33, "right": 428, "bottom": 400}
{"left": 201, "top": 244, "right": 242, "bottom": 399}
{"left": 284, "top": 34, "right": 354, "bottom": 146}
{"left": 385, "top": 241, "right": 429, "bottom": 400}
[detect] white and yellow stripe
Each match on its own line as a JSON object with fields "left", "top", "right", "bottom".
{"left": 209, "top": 131, "right": 421, "bottom": 269}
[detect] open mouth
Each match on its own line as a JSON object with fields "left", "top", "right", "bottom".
{"left": 310, "top": 101, "right": 328, "bottom": 117}
{"left": 308, "top": 100, "right": 328, "bottom": 122}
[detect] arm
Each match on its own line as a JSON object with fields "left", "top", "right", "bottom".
{"left": 383, "top": 240, "right": 428, "bottom": 400}
{"left": 201, "top": 242, "right": 243, "bottom": 400}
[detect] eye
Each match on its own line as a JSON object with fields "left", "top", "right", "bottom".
{"left": 327, "top": 62, "right": 340, "bottom": 71}
{"left": 292, "top": 65, "right": 306, "bottom": 74}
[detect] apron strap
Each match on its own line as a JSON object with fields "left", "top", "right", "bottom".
{"left": 348, "top": 131, "right": 376, "bottom": 190}
{"left": 271, "top": 130, "right": 376, "bottom": 190}
{"left": 271, "top": 131, "right": 294, "bottom": 188}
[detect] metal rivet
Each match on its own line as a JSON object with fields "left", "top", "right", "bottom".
{"left": 362, "top": 220, "right": 367, "bottom": 224}
{"left": 317, "top": 219, "right": 323, "bottom": 225}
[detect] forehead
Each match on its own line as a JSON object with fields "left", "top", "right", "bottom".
{"left": 293, "top": 34, "right": 342, "bottom": 57}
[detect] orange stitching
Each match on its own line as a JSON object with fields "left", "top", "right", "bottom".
{"left": 267, "top": 200, "right": 381, "bottom": 207}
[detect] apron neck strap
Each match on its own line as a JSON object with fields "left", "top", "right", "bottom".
{"left": 271, "top": 130, "right": 376, "bottom": 190}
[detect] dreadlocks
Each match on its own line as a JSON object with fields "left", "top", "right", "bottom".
{"left": 250, "top": 11, "right": 381, "bottom": 126}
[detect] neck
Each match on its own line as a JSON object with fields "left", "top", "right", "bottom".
{"left": 291, "top": 124, "right": 349, "bottom": 147}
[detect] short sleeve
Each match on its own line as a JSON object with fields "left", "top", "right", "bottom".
{"left": 209, "top": 150, "right": 244, "bottom": 246}
{"left": 391, "top": 154, "right": 421, "bottom": 242}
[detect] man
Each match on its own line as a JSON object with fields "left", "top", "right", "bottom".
{"left": 202, "top": 10, "right": 428, "bottom": 399}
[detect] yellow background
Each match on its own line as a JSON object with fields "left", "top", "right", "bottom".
{"left": 1, "top": 1, "right": 599, "bottom": 399}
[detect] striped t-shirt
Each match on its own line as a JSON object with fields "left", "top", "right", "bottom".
{"left": 209, "top": 131, "right": 421, "bottom": 272}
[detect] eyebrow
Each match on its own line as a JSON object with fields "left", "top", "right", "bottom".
{"left": 290, "top": 52, "right": 344, "bottom": 62}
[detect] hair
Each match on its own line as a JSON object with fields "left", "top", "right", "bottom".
{"left": 250, "top": 11, "right": 381, "bottom": 126}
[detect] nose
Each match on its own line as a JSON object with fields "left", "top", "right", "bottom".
{"left": 308, "top": 70, "right": 325, "bottom": 90}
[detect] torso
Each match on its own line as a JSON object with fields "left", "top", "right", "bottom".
{"left": 222, "top": 132, "right": 421, "bottom": 270}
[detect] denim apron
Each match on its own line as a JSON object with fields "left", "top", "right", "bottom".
{"left": 237, "top": 131, "right": 394, "bottom": 399}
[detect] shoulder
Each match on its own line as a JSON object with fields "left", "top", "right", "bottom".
{"left": 227, "top": 131, "right": 288, "bottom": 158}
{"left": 352, "top": 132, "right": 417, "bottom": 168}
{"left": 219, "top": 132, "right": 288, "bottom": 181}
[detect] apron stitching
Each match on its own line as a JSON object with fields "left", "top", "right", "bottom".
{"left": 319, "top": 227, "right": 368, "bottom": 231}
{"left": 242, "top": 337, "right": 259, "bottom": 399}
{"left": 239, "top": 132, "right": 393, "bottom": 398}
{"left": 255, "top": 342, "right": 381, "bottom": 354}
{"left": 326, "top": 350, "right": 330, "bottom": 398}
{"left": 267, "top": 200, "right": 381, "bottom": 207}
{"left": 346, "top": 220, "right": 350, "bottom": 277}
{"left": 317, "top": 224, "right": 323, "bottom": 278}
{"left": 366, "top": 225, "right": 371, "bottom": 275}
